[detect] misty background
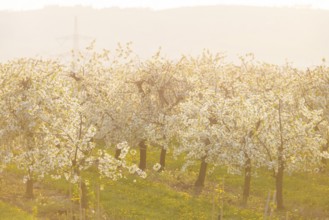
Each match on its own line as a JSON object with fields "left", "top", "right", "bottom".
{"left": 0, "top": 5, "right": 328, "bottom": 68}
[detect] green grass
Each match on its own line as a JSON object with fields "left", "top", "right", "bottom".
{"left": 0, "top": 201, "right": 34, "bottom": 220}
{"left": 100, "top": 176, "right": 263, "bottom": 220}
{"left": 97, "top": 148, "right": 266, "bottom": 219}
{"left": 96, "top": 147, "right": 329, "bottom": 219}
{"left": 1, "top": 146, "right": 329, "bottom": 219}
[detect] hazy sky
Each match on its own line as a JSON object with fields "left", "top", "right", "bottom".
{"left": 1, "top": 0, "right": 329, "bottom": 10}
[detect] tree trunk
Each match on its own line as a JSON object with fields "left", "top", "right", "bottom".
{"left": 159, "top": 147, "right": 167, "bottom": 172}
{"left": 276, "top": 162, "right": 284, "bottom": 210}
{"left": 195, "top": 157, "right": 208, "bottom": 187}
{"left": 321, "top": 143, "right": 328, "bottom": 167}
{"left": 139, "top": 140, "right": 147, "bottom": 171}
{"left": 115, "top": 148, "right": 122, "bottom": 160}
{"left": 242, "top": 156, "right": 251, "bottom": 206}
{"left": 80, "top": 180, "right": 89, "bottom": 209}
{"left": 25, "top": 178, "right": 34, "bottom": 199}
{"left": 276, "top": 99, "right": 285, "bottom": 210}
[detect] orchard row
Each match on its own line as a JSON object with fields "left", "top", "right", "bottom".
{"left": 0, "top": 44, "right": 328, "bottom": 211}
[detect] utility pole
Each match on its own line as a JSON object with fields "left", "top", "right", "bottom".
{"left": 56, "top": 16, "right": 92, "bottom": 71}
{"left": 72, "top": 16, "right": 79, "bottom": 72}
{"left": 73, "top": 16, "right": 79, "bottom": 56}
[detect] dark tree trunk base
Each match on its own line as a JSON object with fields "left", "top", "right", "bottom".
{"left": 159, "top": 148, "right": 167, "bottom": 172}
{"left": 242, "top": 157, "right": 251, "bottom": 206}
{"left": 277, "top": 100, "right": 285, "bottom": 210}
{"left": 115, "top": 148, "right": 122, "bottom": 160}
{"left": 139, "top": 140, "right": 147, "bottom": 171}
{"left": 25, "top": 179, "right": 34, "bottom": 199}
{"left": 321, "top": 145, "right": 328, "bottom": 168}
{"left": 194, "top": 158, "right": 208, "bottom": 187}
{"left": 81, "top": 180, "right": 88, "bottom": 209}
{"left": 276, "top": 166, "right": 284, "bottom": 210}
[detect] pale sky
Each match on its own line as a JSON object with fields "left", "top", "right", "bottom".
{"left": 1, "top": 0, "right": 329, "bottom": 11}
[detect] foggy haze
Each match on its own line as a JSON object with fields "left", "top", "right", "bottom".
{"left": 1, "top": 5, "right": 328, "bottom": 67}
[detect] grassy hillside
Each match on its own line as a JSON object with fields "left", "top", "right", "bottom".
{"left": 0, "top": 147, "right": 328, "bottom": 219}
{"left": 0, "top": 201, "right": 34, "bottom": 220}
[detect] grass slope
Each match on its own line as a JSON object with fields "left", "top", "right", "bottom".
{"left": 0, "top": 201, "right": 34, "bottom": 220}
{"left": 0, "top": 147, "right": 328, "bottom": 219}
